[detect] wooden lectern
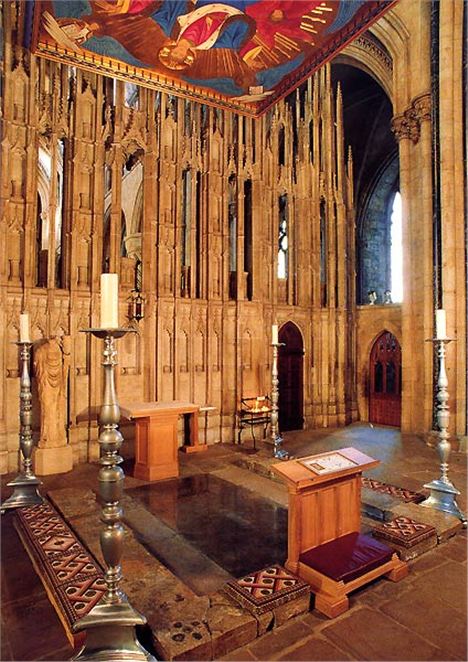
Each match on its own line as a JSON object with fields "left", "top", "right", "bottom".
{"left": 272, "top": 447, "right": 408, "bottom": 618}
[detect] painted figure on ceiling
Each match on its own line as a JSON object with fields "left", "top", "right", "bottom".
{"left": 39, "top": 0, "right": 366, "bottom": 99}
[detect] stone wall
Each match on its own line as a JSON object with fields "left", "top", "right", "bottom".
{"left": 1, "top": 0, "right": 466, "bottom": 473}
{"left": 0, "top": 5, "right": 357, "bottom": 472}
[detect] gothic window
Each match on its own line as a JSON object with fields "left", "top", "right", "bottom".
{"left": 195, "top": 171, "right": 202, "bottom": 299}
{"left": 36, "top": 146, "right": 51, "bottom": 288}
{"left": 320, "top": 199, "right": 327, "bottom": 306}
{"left": 386, "top": 361, "right": 396, "bottom": 393}
{"left": 278, "top": 125, "right": 286, "bottom": 166}
{"left": 120, "top": 211, "right": 127, "bottom": 257}
{"left": 278, "top": 194, "right": 288, "bottom": 279}
{"left": 374, "top": 361, "right": 383, "bottom": 393}
{"left": 36, "top": 193, "right": 47, "bottom": 287}
{"left": 201, "top": 104, "right": 209, "bottom": 145}
{"left": 228, "top": 174, "right": 237, "bottom": 299}
{"left": 154, "top": 91, "right": 161, "bottom": 113}
{"left": 55, "top": 138, "right": 65, "bottom": 288}
{"left": 102, "top": 165, "right": 112, "bottom": 273}
{"left": 181, "top": 169, "right": 192, "bottom": 296}
{"left": 244, "top": 179, "right": 253, "bottom": 301}
{"left": 166, "top": 94, "right": 177, "bottom": 118}
{"left": 102, "top": 75, "right": 115, "bottom": 111}
{"left": 104, "top": 164, "right": 112, "bottom": 194}
{"left": 124, "top": 82, "right": 139, "bottom": 109}
{"left": 36, "top": 140, "right": 65, "bottom": 288}
{"left": 184, "top": 100, "right": 192, "bottom": 135}
{"left": 102, "top": 210, "right": 111, "bottom": 273}
{"left": 67, "top": 66, "right": 76, "bottom": 105}
{"left": 231, "top": 114, "right": 238, "bottom": 143}
{"left": 251, "top": 118, "right": 256, "bottom": 162}
{"left": 390, "top": 192, "right": 403, "bottom": 302}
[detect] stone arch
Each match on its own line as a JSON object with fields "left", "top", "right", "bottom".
{"left": 368, "top": 329, "right": 402, "bottom": 427}
{"left": 278, "top": 321, "right": 304, "bottom": 431}
{"left": 337, "top": 36, "right": 393, "bottom": 100}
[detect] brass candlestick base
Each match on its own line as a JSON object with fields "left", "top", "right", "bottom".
{"left": 73, "top": 329, "right": 156, "bottom": 661}
{"left": 2, "top": 342, "right": 43, "bottom": 513}
{"left": 269, "top": 342, "right": 289, "bottom": 460}
{"left": 420, "top": 338, "right": 466, "bottom": 525}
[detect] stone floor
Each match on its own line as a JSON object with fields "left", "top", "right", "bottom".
{"left": 1, "top": 423, "right": 467, "bottom": 661}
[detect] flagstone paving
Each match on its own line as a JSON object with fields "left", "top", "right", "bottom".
{"left": 1, "top": 424, "right": 466, "bottom": 661}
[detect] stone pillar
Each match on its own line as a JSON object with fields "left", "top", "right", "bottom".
{"left": 438, "top": 0, "right": 467, "bottom": 442}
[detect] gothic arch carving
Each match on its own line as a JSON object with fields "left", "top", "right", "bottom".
{"left": 336, "top": 38, "right": 393, "bottom": 100}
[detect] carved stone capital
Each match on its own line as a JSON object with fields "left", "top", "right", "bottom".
{"left": 391, "top": 93, "right": 431, "bottom": 144}
{"left": 413, "top": 92, "right": 431, "bottom": 123}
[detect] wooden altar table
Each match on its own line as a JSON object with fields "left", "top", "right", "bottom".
{"left": 120, "top": 401, "right": 207, "bottom": 482}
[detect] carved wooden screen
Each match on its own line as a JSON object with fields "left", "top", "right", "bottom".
{"left": 369, "top": 331, "right": 402, "bottom": 427}
{"left": 278, "top": 322, "right": 304, "bottom": 432}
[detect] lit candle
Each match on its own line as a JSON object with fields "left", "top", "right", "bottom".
{"left": 272, "top": 324, "right": 278, "bottom": 344}
{"left": 100, "top": 273, "right": 119, "bottom": 329}
{"left": 19, "top": 313, "right": 30, "bottom": 342}
{"left": 435, "top": 309, "right": 446, "bottom": 339}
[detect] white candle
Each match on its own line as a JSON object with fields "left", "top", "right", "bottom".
{"left": 100, "top": 273, "right": 119, "bottom": 329}
{"left": 272, "top": 324, "right": 278, "bottom": 344}
{"left": 19, "top": 313, "right": 30, "bottom": 342}
{"left": 435, "top": 309, "right": 446, "bottom": 339}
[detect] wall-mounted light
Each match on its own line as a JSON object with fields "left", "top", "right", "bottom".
{"left": 128, "top": 289, "right": 145, "bottom": 322}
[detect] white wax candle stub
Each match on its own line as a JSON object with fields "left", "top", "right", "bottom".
{"left": 19, "top": 313, "right": 30, "bottom": 342}
{"left": 100, "top": 273, "right": 119, "bottom": 329}
{"left": 435, "top": 309, "right": 446, "bottom": 339}
{"left": 272, "top": 324, "right": 278, "bottom": 344}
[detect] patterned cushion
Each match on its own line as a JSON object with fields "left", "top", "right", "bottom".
{"left": 223, "top": 565, "right": 309, "bottom": 615}
{"left": 15, "top": 502, "right": 106, "bottom": 636}
{"left": 362, "top": 477, "right": 425, "bottom": 503}
{"left": 372, "top": 516, "right": 436, "bottom": 548}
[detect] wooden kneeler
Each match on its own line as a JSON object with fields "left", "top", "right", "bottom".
{"left": 272, "top": 448, "right": 408, "bottom": 618}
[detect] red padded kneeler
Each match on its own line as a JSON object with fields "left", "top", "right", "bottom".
{"left": 299, "top": 532, "right": 393, "bottom": 584}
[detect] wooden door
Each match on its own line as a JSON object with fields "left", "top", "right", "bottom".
{"left": 278, "top": 322, "right": 304, "bottom": 431}
{"left": 369, "top": 331, "right": 402, "bottom": 427}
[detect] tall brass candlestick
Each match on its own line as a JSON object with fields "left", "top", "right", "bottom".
{"left": 270, "top": 341, "right": 289, "bottom": 460}
{"left": 2, "top": 342, "right": 43, "bottom": 512}
{"left": 421, "top": 337, "right": 466, "bottom": 525}
{"left": 73, "top": 328, "right": 155, "bottom": 661}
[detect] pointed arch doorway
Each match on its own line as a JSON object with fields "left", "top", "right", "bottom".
{"left": 278, "top": 322, "right": 304, "bottom": 431}
{"left": 369, "top": 331, "right": 402, "bottom": 427}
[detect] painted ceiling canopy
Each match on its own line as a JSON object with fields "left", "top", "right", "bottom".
{"left": 27, "top": 0, "right": 395, "bottom": 116}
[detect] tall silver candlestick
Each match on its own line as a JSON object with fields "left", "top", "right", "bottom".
{"left": 73, "top": 329, "right": 156, "bottom": 661}
{"left": 2, "top": 342, "right": 43, "bottom": 512}
{"left": 421, "top": 337, "right": 466, "bottom": 524}
{"left": 270, "top": 341, "right": 289, "bottom": 460}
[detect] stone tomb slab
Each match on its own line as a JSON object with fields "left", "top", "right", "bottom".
{"left": 126, "top": 473, "right": 288, "bottom": 586}
{"left": 45, "top": 479, "right": 298, "bottom": 660}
